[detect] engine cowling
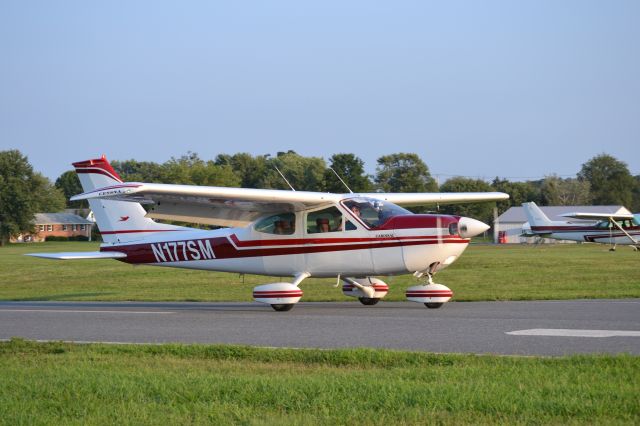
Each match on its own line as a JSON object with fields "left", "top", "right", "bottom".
{"left": 253, "top": 283, "right": 303, "bottom": 305}
{"left": 342, "top": 278, "right": 389, "bottom": 299}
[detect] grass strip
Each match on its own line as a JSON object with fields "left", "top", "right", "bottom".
{"left": 1, "top": 241, "right": 639, "bottom": 302}
{"left": 0, "top": 338, "right": 638, "bottom": 425}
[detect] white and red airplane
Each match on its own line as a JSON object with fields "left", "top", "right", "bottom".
{"left": 29, "top": 156, "right": 508, "bottom": 311}
{"left": 523, "top": 201, "right": 640, "bottom": 251}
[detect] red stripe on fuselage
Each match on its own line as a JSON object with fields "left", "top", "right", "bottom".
{"left": 229, "top": 233, "right": 464, "bottom": 247}
{"left": 102, "top": 235, "right": 469, "bottom": 264}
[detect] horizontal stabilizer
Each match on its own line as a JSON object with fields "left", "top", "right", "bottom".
{"left": 26, "top": 251, "right": 127, "bottom": 260}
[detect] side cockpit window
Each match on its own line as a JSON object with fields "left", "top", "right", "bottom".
{"left": 448, "top": 222, "right": 459, "bottom": 236}
{"left": 307, "top": 207, "right": 343, "bottom": 234}
{"left": 255, "top": 213, "right": 296, "bottom": 235}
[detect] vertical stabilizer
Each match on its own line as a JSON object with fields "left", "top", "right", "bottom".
{"left": 522, "top": 202, "right": 552, "bottom": 227}
{"left": 72, "top": 155, "right": 186, "bottom": 244}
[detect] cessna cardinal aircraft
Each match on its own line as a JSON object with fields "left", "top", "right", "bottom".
{"left": 29, "top": 156, "right": 508, "bottom": 311}
{"left": 523, "top": 202, "right": 640, "bottom": 251}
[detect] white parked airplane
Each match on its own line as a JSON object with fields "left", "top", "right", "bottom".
{"left": 29, "top": 156, "right": 508, "bottom": 311}
{"left": 522, "top": 201, "right": 640, "bottom": 251}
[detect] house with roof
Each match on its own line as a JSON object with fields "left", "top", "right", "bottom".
{"left": 11, "top": 213, "right": 94, "bottom": 243}
{"left": 495, "top": 205, "right": 632, "bottom": 244}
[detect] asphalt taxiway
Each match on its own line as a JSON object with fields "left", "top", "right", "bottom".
{"left": 1, "top": 299, "right": 639, "bottom": 356}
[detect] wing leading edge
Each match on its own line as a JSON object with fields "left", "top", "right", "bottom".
{"left": 71, "top": 182, "right": 509, "bottom": 226}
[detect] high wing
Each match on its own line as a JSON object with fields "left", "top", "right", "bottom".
{"left": 71, "top": 182, "right": 342, "bottom": 227}
{"left": 559, "top": 212, "right": 635, "bottom": 221}
{"left": 360, "top": 192, "right": 509, "bottom": 207}
{"left": 71, "top": 182, "right": 509, "bottom": 227}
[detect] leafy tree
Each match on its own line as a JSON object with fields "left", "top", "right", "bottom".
{"left": 111, "top": 160, "right": 165, "bottom": 183}
{"left": 55, "top": 170, "right": 87, "bottom": 208}
{"left": 262, "top": 151, "right": 326, "bottom": 191}
{"left": 323, "top": 153, "right": 372, "bottom": 193}
{"left": 577, "top": 154, "right": 634, "bottom": 206}
{"left": 160, "top": 153, "right": 240, "bottom": 187}
{"left": 540, "top": 175, "right": 591, "bottom": 206}
{"left": 632, "top": 175, "right": 640, "bottom": 212}
{"left": 375, "top": 153, "right": 437, "bottom": 193}
{"left": 0, "top": 150, "right": 65, "bottom": 245}
{"left": 215, "top": 153, "right": 270, "bottom": 188}
{"left": 30, "top": 173, "right": 66, "bottom": 213}
{"left": 491, "top": 178, "right": 541, "bottom": 214}
{"left": 439, "top": 177, "right": 495, "bottom": 223}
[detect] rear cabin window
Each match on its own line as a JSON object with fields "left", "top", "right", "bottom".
{"left": 254, "top": 213, "right": 296, "bottom": 235}
{"left": 307, "top": 207, "right": 343, "bottom": 234}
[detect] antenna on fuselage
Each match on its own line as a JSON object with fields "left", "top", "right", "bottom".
{"left": 274, "top": 166, "right": 296, "bottom": 191}
{"left": 328, "top": 167, "right": 353, "bottom": 194}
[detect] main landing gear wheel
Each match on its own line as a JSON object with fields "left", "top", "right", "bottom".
{"left": 358, "top": 297, "right": 380, "bottom": 306}
{"left": 271, "top": 304, "right": 295, "bottom": 312}
{"left": 424, "top": 302, "right": 444, "bottom": 309}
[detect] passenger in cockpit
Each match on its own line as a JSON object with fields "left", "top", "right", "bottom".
{"left": 316, "top": 218, "right": 330, "bottom": 233}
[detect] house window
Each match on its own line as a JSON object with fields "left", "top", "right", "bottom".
{"left": 47, "top": 225, "right": 53, "bottom": 232}
{"left": 39, "top": 225, "right": 44, "bottom": 232}
{"left": 72, "top": 224, "right": 76, "bottom": 231}
{"left": 80, "top": 224, "right": 85, "bottom": 231}
{"left": 62, "top": 225, "right": 67, "bottom": 231}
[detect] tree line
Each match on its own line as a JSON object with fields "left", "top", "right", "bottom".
{"left": 1, "top": 149, "right": 638, "bottom": 244}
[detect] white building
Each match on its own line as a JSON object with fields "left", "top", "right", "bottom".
{"left": 495, "top": 205, "right": 632, "bottom": 244}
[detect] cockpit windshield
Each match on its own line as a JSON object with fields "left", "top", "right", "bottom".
{"left": 341, "top": 197, "right": 411, "bottom": 229}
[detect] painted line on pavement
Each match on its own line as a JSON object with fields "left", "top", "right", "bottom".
{"left": 506, "top": 329, "right": 640, "bottom": 338}
{"left": 0, "top": 309, "right": 174, "bottom": 315}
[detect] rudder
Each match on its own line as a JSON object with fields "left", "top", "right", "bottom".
{"left": 73, "top": 155, "right": 186, "bottom": 244}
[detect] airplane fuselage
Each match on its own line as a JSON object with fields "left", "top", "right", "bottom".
{"left": 531, "top": 223, "right": 640, "bottom": 245}
{"left": 101, "top": 214, "right": 471, "bottom": 277}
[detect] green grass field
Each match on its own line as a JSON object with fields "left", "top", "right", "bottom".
{"left": 1, "top": 241, "right": 638, "bottom": 302}
{"left": 1, "top": 339, "right": 638, "bottom": 425}
{"left": 3, "top": 244, "right": 639, "bottom": 424}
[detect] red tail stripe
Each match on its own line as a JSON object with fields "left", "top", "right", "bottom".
{"left": 72, "top": 156, "right": 123, "bottom": 182}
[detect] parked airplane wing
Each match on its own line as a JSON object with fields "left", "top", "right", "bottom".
{"left": 71, "top": 182, "right": 509, "bottom": 226}
{"left": 560, "top": 212, "right": 634, "bottom": 221}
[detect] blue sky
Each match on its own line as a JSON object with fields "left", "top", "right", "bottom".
{"left": 1, "top": 1, "right": 638, "bottom": 182}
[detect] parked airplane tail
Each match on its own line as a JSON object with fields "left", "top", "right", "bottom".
{"left": 72, "top": 155, "right": 186, "bottom": 244}
{"left": 522, "top": 201, "right": 553, "bottom": 229}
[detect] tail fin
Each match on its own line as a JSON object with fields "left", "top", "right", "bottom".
{"left": 522, "top": 202, "right": 552, "bottom": 227}
{"left": 73, "top": 155, "right": 186, "bottom": 244}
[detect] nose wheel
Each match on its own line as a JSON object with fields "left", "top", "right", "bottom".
{"left": 424, "top": 302, "right": 444, "bottom": 309}
{"left": 358, "top": 297, "right": 380, "bottom": 306}
{"left": 271, "top": 304, "right": 295, "bottom": 312}
{"left": 406, "top": 272, "right": 453, "bottom": 308}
